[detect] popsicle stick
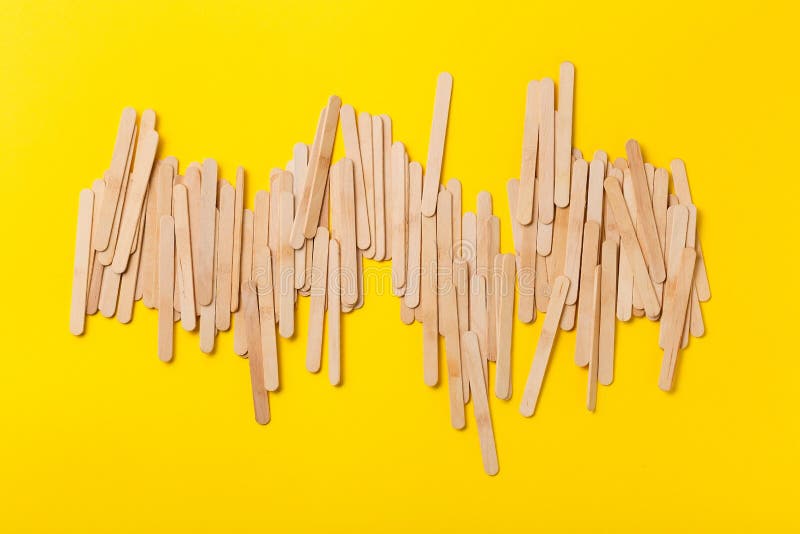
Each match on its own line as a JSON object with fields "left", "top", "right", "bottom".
{"left": 94, "top": 107, "right": 136, "bottom": 251}
{"left": 184, "top": 165, "right": 202, "bottom": 305}
{"left": 446, "top": 178, "right": 462, "bottom": 258}
{"left": 517, "top": 80, "right": 540, "bottom": 225}
{"left": 292, "top": 145, "right": 309, "bottom": 291}
{"left": 603, "top": 169, "right": 622, "bottom": 244}
{"left": 214, "top": 183, "right": 234, "bottom": 331}
{"left": 546, "top": 207, "right": 568, "bottom": 288}
{"left": 560, "top": 303, "right": 576, "bottom": 331}
{"left": 537, "top": 78, "right": 555, "bottom": 225}
{"left": 358, "top": 111, "right": 376, "bottom": 258}
{"left": 400, "top": 301, "right": 415, "bottom": 325}
{"left": 372, "top": 115, "right": 387, "bottom": 261}
{"left": 86, "top": 180, "right": 106, "bottom": 314}
{"left": 495, "top": 254, "right": 516, "bottom": 400}
{"left": 469, "top": 272, "right": 489, "bottom": 362}
{"left": 278, "top": 189, "right": 295, "bottom": 338}
{"left": 520, "top": 275, "right": 570, "bottom": 417}
{"left": 563, "top": 159, "right": 588, "bottom": 304}
{"left": 486, "top": 216, "right": 500, "bottom": 361}
{"left": 574, "top": 221, "right": 601, "bottom": 366}
{"left": 240, "top": 280, "right": 270, "bottom": 424}
{"left": 554, "top": 62, "right": 575, "bottom": 207}
{"left": 453, "top": 256, "right": 471, "bottom": 401}
{"left": 653, "top": 167, "right": 669, "bottom": 252}
{"left": 196, "top": 158, "right": 218, "bottom": 306}
{"left": 381, "top": 114, "right": 393, "bottom": 260}
{"left": 330, "top": 159, "right": 358, "bottom": 307}
{"left": 98, "top": 267, "right": 121, "bottom": 318}
{"left": 463, "top": 331, "right": 499, "bottom": 476}
{"left": 353, "top": 249, "right": 365, "bottom": 310}
{"left": 158, "top": 215, "right": 175, "bottom": 362}
{"left": 391, "top": 142, "right": 408, "bottom": 294}
{"left": 625, "top": 140, "right": 666, "bottom": 284}
{"left": 231, "top": 167, "right": 245, "bottom": 311}
{"left": 253, "top": 243, "right": 279, "bottom": 390}
{"left": 477, "top": 191, "right": 492, "bottom": 279}
{"left": 328, "top": 239, "right": 342, "bottom": 385}
{"left": 169, "top": 184, "right": 195, "bottom": 331}
{"left": 340, "top": 105, "right": 370, "bottom": 250}
{"left": 616, "top": 246, "right": 633, "bottom": 321}
{"left": 598, "top": 240, "right": 618, "bottom": 385}
{"left": 233, "top": 209, "right": 254, "bottom": 356}
{"left": 535, "top": 253, "right": 550, "bottom": 313}
{"left": 292, "top": 96, "right": 341, "bottom": 247}
{"left": 97, "top": 125, "right": 135, "bottom": 264}
{"left": 659, "top": 248, "right": 697, "bottom": 391}
{"left": 404, "top": 162, "right": 423, "bottom": 308}
{"left": 139, "top": 172, "right": 158, "bottom": 308}
{"left": 586, "top": 264, "right": 602, "bottom": 412}
{"left": 70, "top": 189, "right": 94, "bottom": 335}
{"left": 199, "top": 210, "right": 218, "bottom": 354}
{"left": 670, "top": 159, "right": 710, "bottom": 301}
{"left": 421, "top": 213, "right": 438, "bottom": 386}
{"left": 682, "top": 205, "right": 704, "bottom": 344}
{"left": 659, "top": 205, "right": 689, "bottom": 348}
{"left": 537, "top": 219, "right": 553, "bottom": 256}
{"left": 117, "top": 196, "right": 147, "bottom": 324}
{"left": 518, "top": 185, "right": 539, "bottom": 323}
{"left": 603, "top": 178, "right": 660, "bottom": 319}
{"left": 421, "top": 72, "right": 453, "bottom": 217}
{"left": 587, "top": 159, "right": 605, "bottom": 226}
{"left": 269, "top": 177, "right": 280, "bottom": 322}
{"left": 306, "top": 228, "right": 330, "bottom": 373}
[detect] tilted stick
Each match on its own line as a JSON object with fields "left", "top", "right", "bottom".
{"left": 574, "top": 220, "right": 601, "bottom": 367}
{"left": 306, "top": 228, "right": 330, "bottom": 373}
{"left": 241, "top": 280, "right": 270, "bottom": 424}
{"left": 463, "top": 331, "right": 499, "bottom": 476}
{"left": 453, "top": 256, "right": 470, "bottom": 402}
{"left": 658, "top": 248, "right": 697, "bottom": 391}
{"left": 563, "top": 159, "right": 588, "bottom": 304}
{"left": 381, "top": 114, "right": 394, "bottom": 259}
{"left": 358, "top": 111, "right": 376, "bottom": 258}
{"left": 404, "top": 162, "right": 423, "bottom": 308}
{"left": 255, "top": 246, "right": 279, "bottom": 392}
{"left": 421, "top": 72, "right": 453, "bottom": 217}
{"left": 339, "top": 105, "right": 370, "bottom": 250}
{"left": 554, "top": 62, "right": 575, "bottom": 207}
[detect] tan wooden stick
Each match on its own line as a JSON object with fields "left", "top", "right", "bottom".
{"left": 537, "top": 78, "right": 555, "bottom": 225}
{"left": 199, "top": 210, "right": 218, "bottom": 354}
{"left": 446, "top": 178, "right": 462, "bottom": 258}
{"left": 158, "top": 215, "right": 175, "bottom": 362}
{"left": 184, "top": 165, "right": 202, "bottom": 305}
{"left": 278, "top": 189, "right": 295, "bottom": 338}
{"left": 555, "top": 62, "right": 575, "bottom": 207}
{"left": 421, "top": 212, "right": 439, "bottom": 386}
{"left": 659, "top": 248, "right": 697, "bottom": 391}
{"left": 330, "top": 159, "right": 358, "bottom": 307}
{"left": 97, "top": 267, "right": 121, "bottom": 318}
{"left": 453, "top": 256, "right": 470, "bottom": 402}
{"left": 96, "top": 126, "right": 135, "bottom": 265}
{"left": 495, "top": 253, "right": 516, "bottom": 400}
{"left": 339, "top": 105, "right": 370, "bottom": 250}
{"left": 372, "top": 116, "right": 387, "bottom": 260}
{"left": 197, "top": 159, "right": 218, "bottom": 306}
{"left": 574, "top": 220, "right": 601, "bottom": 366}
{"left": 241, "top": 280, "right": 270, "bottom": 424}
{"left": 306, "top": 228, "right": 330, "bottom": 373}
{"left": 659, "top": 205, "right": 689, "bottom": 349}
{"left": 216, "top": 182, "right": 235, "bottom": 331}
{"left": 70, "top": 189, "right": 94, "bottom": 335}
{"left": 231, "top": 166, "right": 245, "bottom": 311}
{"left": 421, "top": 72, "right": 453, "bottom": 217}
{"left": 404, "top": 162, "right": 423, "bottom": 308}
{"left": 391, "top": 142, "right": 408, "bottom": 294}
{"left": 486, "top": 216, "right": 501, "bottom": 361}
{"left": 586, "top": 264, "right": 602, "bottom": 411}
{"left": 564, "top": 159, "right": 588, "bottom": 304}
{"left": 358, "top": 111, "right": 376, "bottom": 258}
{"left": 381, "top": 114, "right": 394, "bottom": 260}
{"left": 86, "top": 180, "right": 106, "bottom": 315}
{"left": 328, "top": 239, "right": 342, "bottom": 385}
{"left": 233, "top": 209, "right": 254, "bottom": 356}
{"left": 118, "top": 199, "right": 147, "bottom": 323}
{"left": 463, "top": 331, "right": 499, "bottom": 476}
{"left": 172, "top": 185, "right": 196, "bottom": 331}
{"left": 469, "top": 272, "right": 489, "bottom": 366}
{"left": 255, "top": 246, "right": 279, "bottom": 392}
{"left": 517, "top": 80, "right": 540, "bottom": 225}
{"left": 598, "top": 240, "right": 618, "bottom": 385}
{"left": 292, "top": 145, "right": 309, "bottom": 291}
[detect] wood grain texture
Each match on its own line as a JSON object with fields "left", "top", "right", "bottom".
{"left": 599, "top": 240, "right": 618, "bottom": 386}
{"left": 574, "top": 220, "right": 600, "bottom": 367}
{"left": 215, "top": 183, "right": 235, "bottom": 331}
{"left": 495, "top": 254, "right": 516, "bottom": 400}
{"left": 659, "top": 248, "right": 697, "bottom": 391}
{"left": 404, "top": 162, "right": 423, "bottom": 309}
{"left": 241, "top": 280, "right": 270, "bottom": 424}
{"left": 421, "top": 212, "right": 439, "bottom": 386}
{"left": 391, "top": 142, "right": 407, "bottom": 294}
{"left": 586, "top": 264, "right": 602, "bottom": 411}
{"left": 197, "top": 158, "right": 218, "bottom": 306}
{"left": 231, "top": 166, "right": 245, "bottom": 311}
{"left": 339, "top": 105, "right": 370, "bottom": 250}
{"left": 537, "top": 78, "right": 555, "bottom": 225}
{"left": 328, "top": 239, "right": 342, "bottom": 385}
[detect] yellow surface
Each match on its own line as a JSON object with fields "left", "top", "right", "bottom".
{"left": 1, "top": 1, "right": 798, "bottom": 531}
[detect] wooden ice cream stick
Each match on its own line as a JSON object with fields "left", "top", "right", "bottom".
{"left": 140, "top": 173, "right": 158, "bottom": 308}
{"left": 254, "top": 244, "right": 279, "bottom": 391}
{"left": 546, "top": 207, "right": 568, "bottom": 289}
{"left": 486, "top": 216, "right": 501, "bottom": 361}
{"left": 118, "top": 193, "right": 147, "bottom": 323}
{"left": 659, "top": 248, "right": 697, "bottom": 391}
{"left": 518, "top": 184, "right": 539, "bottom": 323}
{"left": 400, "top": 301, "right": 415, "bottom": 325}
{"left": 554, "top": 62, "right": 575, "bottom": 207}
{"left": 292, "top": 145, "right": 309, "bottom": 291}
{"left": 598, "top": 240, "right": 618, "bottom": 385}
{"left": 463, "top": 331, "right": 499, "bottom": 476}
{"left": 391, "top": 142, "right": 408, "bottom": 295}
{"left": 97, "top": 125, "right": 135, "bottom": 264}
{"left": 372, "top": 115, "right": 387, "bottom": 260}
{"left": 495, "top": 254, "right": 516, "bottom": 400}
{"left": 477, "top": 191, "right": 492, "bottom": 281}
{"left": 616, "top": 248, "right": 633, "bottom": 321}
{"left": 659, "top": 205, "right": 689, "bottom": 349}
{"left": 603, "top": 168, "right": 622, "bottom": 245}
{"left": 214, "top": 182, "right": 235, "bottom": 331}
{"left": 240, "top": 280, "right": 270, "bottom": 424}
{"left": 70, "top": 189, "right": 94, "bottom": 335}
{"left": 339, "top": 105, "right": 370, "bottom": 250}
{"left": 586, "top": 264, "right": 602, "bottom": 412}
{"left": 404, "top": 162, "right": 423, "bottom": 309}
{"left": 199, "top": 210, "right": 218, "bottom": 354}
{"left": 623, "top": 167, "right": 643, "bottom": 316}
{"left": 86, "top": 180, "right": 106, "bottom": 315}
{"left": 381, "top": 114, "right": 393, "bottom": 260}
{"left": 560, "top": 304, "right": 576, "bottom": 331}
{"left": 535, "top": 253, "right": 550, "bottom": 313}
{"left": 652, "top": 167, "right": 669, "bottom": 307}
{"left": 517, "top": 80, "right": 540, "bottom": 225}
{"left": 682, "top": 205, "right": 704, "bottom": 343}
{"left": 469, "top": 272, "right": 489, "bottom": 366}
{"left": 184, "top": 165, "right": 202, "bottom": 306}
{"left": 330, "top": 159, "right": 358, "bottom": 308}
{"left": 421, "top": 213, "right": 439, "bottom": 386}
{"left": 537, "top": 78, "right": 555, "bottom": 225}
{"left": 158, "top": 215, "right": 175, "bottom": 362}
{"left": 197, "top": 158, "right": 218, "bottom": 306}
{"left": 269, "top": 176, "right": 280, "bottom": 322}
{"left": 563, "top": 159, "right": 588, "bottom": 304}
{"left": 587, "top": 158, "right": 605, "bottom": 226}
{"left": 328, "top": 239, "right": 342, "bottom": 386}
{"left": 234, "top": 209, "right": 254, "bottom": 356}
{"left": 171, "top": 184, "right": 196, "bottom": 331}
{"left": 231, "top": 167, "right": 245, "bottom": 311}
{"left": 574, "top": 220, "right": 601, "bottom": 366}
{"left": 305, "top": 228, "right": 330, "bottom": 373}
{"left": 278, "top": 189, "right": 295, "bottom": 338}
{"left": 98, "top": 267, "right": 121, "bottom": 318}
{"left": 520, "top": 275, "right": 570, "bottom": 417}
{"left": 421, "top": 72, "right": 453, "bottom": 217}
{"left": 462, "top": 211, "right": 477, "bottom": 275}
{"left": 453, "top": 256, "right": 471, "bottom": 401}
{"left": 358, "top": 111, "right": 376, "bottom": 258}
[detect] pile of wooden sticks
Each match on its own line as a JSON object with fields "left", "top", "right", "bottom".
{"left": 69, "top": 63, "right": 710, "bottom": 476}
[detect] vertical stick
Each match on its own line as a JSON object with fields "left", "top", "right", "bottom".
{"left": 391, "top": 142, "right": 408, "bottom": 295}
{"left": 330, "top": 159, "right": 358, "bottom": 308}
{"left": 306, "top": 228, "right": 330, "bottom": 373}
{"left": 382, "top": 114, "right": 393, "bottom": 260}
{"left": 197, "top": 158, "right": 218, "bottom": 306}
{"left": 199, "top": 210, "right": 218, "bottom": 354}
{"left": 486, "top": 216, "right": 500, "bottom": 361}
{"left": 555, "top": 62, "right": 575, "bottom": 207}
{"left": 70, "top": 189, "right": 94, "bottom": 335}
{"left": 328, "top": 239, "right": 342, "bottom": 386}
{"left": 463, "top": 331, "right": 499, "bottom": 476}
{"left": 517, "top": 80, "right": 540, "bottom": 225}
{"left": 574, "top": 221, "right": 601, "bottom": 366}
{"left": 292, "top": 145, "right": 309, "bottom": 291}
{"left": 586, "top": 264, "right": 602, "bottom": 411}
{"left": 446, "top": 178, "right": 462, "bottom": 258}
{"left": 598, "top": 240, "right": 618, "bottom": 385}
{"left": 453, "top": 256, "right": 471, "bottom": 402}
{"left": 158, "top": 215, "right": 175, "bottom": 362}
{"left": 625, "top": 140, "right": 666, "bottom": 283}
{"left": 216, "top": 183, "right": 235, "bottom": 331}
{"left": 241, "top": 281, "right": 270, "bottom": 424}
{"left": 340, "top": 105, "right": 371, "bottom": 250}
{"left": 358, "top": 111, "right": 376, "bottom": 258}
{"left": 184, "top": 165, "right": 202, "bottom": 305}
{"left": 172, "top": 184, "right": 196, "bottom": 331}
{"left": 278, "top": 189, "right": 295, "bottom": 338}
{"left": 421, "top": 72, "right": 453, "bottom": 217}
{"left": 231, "top": 167, "right": 245, "bottom": 311}
{"left": 495, "top": 254, "right": 516, "bottom": 400}
{"left": 372, "top": 115, "right": 387, "bottom": 260}
{"left": 234, "top": 209, "right": 254, "bottom": 356}
{"left": 537, "top": 78, "right": 555, "bottom": 225}
{"left": 117, "top": 205, "right": 146, "bottom": 324}
{"left": 563, "top": 159, "right": 588, "bottom": 304}
{"left": 404, "top": 162, "right": 423, "bottom": 308}
{"left": 421, "top": 212, "right": 438, "bottom": 386}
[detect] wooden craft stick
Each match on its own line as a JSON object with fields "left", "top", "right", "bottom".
{"left": 233, "top": 209, "right": 254, "bottom": 356}
{"left": 197, "top": 158, "right": 218, "bottom": 306}
{"left": 587, "top": 158, "right": 605, "bottom": 226}
{"left": 670, "top": 159, "right": 710, "bottom": 301}
{"left": 554, "top": 62, "right": 575, "bottom": 207}
{"left": 158, "top": 215, "right": 175, "bottom": 362}
{"left": 328, "top": 239, "right": 342, "bottom": 385}
{"left": 212, "top": 183, "right": 234, "bottom": 331}
{"left": 520, "top": 275, "right": 570, "bottom": 417}
{"left": 70, "top": 189, "right": 94, "bottom": 335}
{"left": 469, "top": 272, "right": 489, "bottom": 363}
{"left": 421, "top": 212, "right": 439, "bottom": 386}
{"left": 495, "top": 254, "right": 516, "bottom": 400}
{"left": 292, "top": 96, "right": 341, "bottom": 248}
{"left": 231, "top": 166, "right": 245, "bottom": 311}
{"left": 305, "top": 228, "right": 330, "bottom": 373}
{"left": 486, "top": 216, "right": 500, "bottom": 361}
{"left": 537, "top": 78, "right": 555, "bottom": 225}
{"left": 546, "top": 207, "right": 568, "bottom": 290}
{"left": 339, "top": 105, "right": 370, "bottom": 250}
{"left": 574, "top": 220, "right": 601, "bottom": 366}
{"left": 404, "top": 162, "right": 423, "bottom": 308}
{"left": 659, "top": 248, "right": 697, "bottom": 391}
{"left": 603, "top": 178, "right": 661, "bottom": 319}
{"left": 382, "top": 114, "right": 393, "bottom": 260}
{"left": 253, "top": 244, "right": 278, "bottom": 391}
{"left": 199, "top": 210, "right": 218, "bottom": 354}
{"left": 278, "top": 189, "right": 295, "bottom": 338}
{"left": 292, "top": 145, "right": 309, "bottom": 291}
{"left": 659, "top": 205, "right": 689, "bottom": 349}
{"left": 86, "top": 181, "right": 106, "bottom": 315}
{"left": 97, "top": 267, "right": 121, "bottom": 318}
{"left": 453, "top": 256, "right": 471, "bottom": 401}
{"left": 269, "top": 177, "right": 280, "bottom": 321}
{"left": 598, "top": 240, "right": 618, "bottom": 385}
{"left": 171, "top": 184, "right": 196, "bottom": 331}
{"left": 358, "top": 111, "right": 376, "bottom": 258}
{"left": 517, "top": 177, "right": 539, "bottom": 323}
{"left": 563, "top": 159, "right": 588, "bottom": 304}
{"left": 117, "top": 202, "right": 146, "bottom": 324}
{"left": 517, "top": 80, "right": 540, "bottom": 225}
{"left": 184, "top": 166, "right": 202, "bottom": 305}
{"left": 463, "top": 331, "right": 499, "bottom": 476}
{"left": 96, "top": 125, "right": 135, "bottom": 264}
{"left": 421, "top": 72, "right": 453, "bottom": 217}
{"left": 139, "top": 173, "right": 158, "bottom": 308}
{"left": 653, "top": 167, "right": 669, "bottom": 252}
{"left": 330, "top": 159, "right": 358, "bottom": 307}
{"left": 683, "top": 205, "right": 704, "bottom": 343}
{"left": 537, "top": 219, "right": 553, "bottom": 257}
{"left": 586, "top": 264, "right": 602, "bottom": 412}
{"left": 241, "top": 280, "right": 270, "bottom": 424}
{"left": 625, "top": 140, "right": 666, "bottom": 284}
{"left": 372, "top": 115, "right": 387, "bottom": 260}
{"left": 391, "top": 142, "right": 408, "bottom": 294}
{"left": 446, "top": 178, "right": 462, "bottom": 258}
{"left": 535, "top": 252, "right": 550, "bottom": 313}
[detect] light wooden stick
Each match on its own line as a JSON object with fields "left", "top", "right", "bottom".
{"left": 587, "top": 159, "right": 605, "bottom": 226}
{"left": 537, "top": 78, "right": 555, "bottom": 225}
{"left": 381, "top": 115, "right": 393, "bottom": 259}
{"left": 86, "top": 180, "right": 106, "bottom": 315}
{"left": 486, "top": 216, "right": 500, "bottom": 361}
{"left": 519, "top": 178, "right": 539, "bottom": 323}
{"left": 391, "top": 142, "right": 407, "bottom": 295}
{"left": 70, "top": 189, "right": 94, "bottom": 335}
{"left": 421, "top": 72, "right": 453, "bottom": 217}
{"left": 659, "top": 248, "right": 697, "bottom": 391}
{"left": 97, "top": 267, "right": 121, "bottom": 318}
{"left": 140, "top": 172, "right": 158, "bottom": 308}
{"left": 598, "top": 240, "right": 618, "bottom": 385}
{"left": 292, "top": 145, "right": 309, "bottom": 291}
{"left": 554, "top": 62, "right": 575, "bottom": 207}
{"left": 330, "top": 159, "right": 358, "bottom": 308}
{"left": 306, "top": 228, "right": 330, "bottom": 373}
{"left": 421, "top": 212, "right": 438, "bottom": 386}
{"left": 269, "top": 177, "right": 280, "bottom": 322}
{"left": 96, "top": 125, "right": 135, "bottom": 265}
{"left": 659, "top": 205, "right": 689, "bottom": 349}
{"left": 517, "top": 80, "right": 540, "bottom": 225}
{"left": 184, "top": 165, "right": 202, "bottom": 305}
{"left": 118, "top": 200, "right": 146, "bottom": 323}
{"left": 216, "top": 182, "right": 235, "bottom": 331}
{"left": 340, "top": 105, "right": 370, "bottom": 250}
{"left": 670, "top": 159, "right": 710, "bottom": 302}
{"left": 278, "top": 189, "right": 295, "bottom": 338}
{"left": 158, "top": 215, "right": 175, "bottom": 362}
{"left": 453, "top": 256, "right": 470, "bottom": 401}
{"left": 199, "top": 210, "right": 218, "bottom": 354}
{"left": 358, "top": 111, "right": 376, "bottom": 258}
{"left": 563, "top": 159, "right": 588, "bottom": 304}
{"left": 372, "top": 115, "right": 387, "bottom": 260}
{"left": 495, "top": 253, "right": 516, "bottom": 400}
{"left": 446, "top": 178, "right": 462, "bottom": 259}
{"left": 469, "top": 272, "right": 489, "bottom": 365}
{"left": 197, "top": 158, "right": 218, "bottom": 306}
{"left": 574, "top": 220, "right": 600, "bottom": 366}
{"left": 520, "top": 275, "right": 569, "bottom": 417}
{"left": 233, "top": 209, "right": 254, "bottom": 356}
{"left": 231, "top": 167, "right": 245, "bottom": 311}
{"left": 241, "top": 280, "right": 270, "bottom": 424}
{"left": 404, "top": 162, "right": 423, "bottom": 308}
{"left": 171, "top": 184, "right": 196, "bottom": 330}
{"left": 586, "top": 264, "right": 602, "bottom": 411}
{"left": 477, "top": 191, "right": 492, "bottom": 280}
{"left": 463, "top": 331, "right": 499, "bottom": 476}
{"left": 255, "top": 245, "right": 279, "bottom": 391}
{"left": 328, "top": 239, "right": 342, "bottom": 385}
{"left": 535, "top": 252, "right": 550, "bottom": 313}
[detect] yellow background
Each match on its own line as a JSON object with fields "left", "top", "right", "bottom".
{"left": 1, "top": 1, "right": 798, "bottom": 531}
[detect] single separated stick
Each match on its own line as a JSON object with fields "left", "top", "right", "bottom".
{"left": 516, "top": 80, "right": 540, "bottom": 225}
{"left": 306, "top": 228, "right": 330, "bottom": 373}
{"left": 520, "top": 276, "right": 570, "bottom": 417}
{"left": 328, "top": 239, "right": 342, "bottom": 385}
{"left": 420, "top": 72, "right": 453, "bottom": 217}
{"left": 70, "top": 189, "right": 94, "bottom": 335}
{"left": 241, "top": 280, "right": 270, "bottom": 424}
{"left": 554, "top": 62, "right": 575, "bottom": 207}
{"left": 495, "top": 254, "right": 516, "bottom": 400}
{"left": 659, "top": 248, "right": 697, "bottom": 391}
{"left": 463, "top": 331, "right": 499, "bottom": 476}
{"left": 158, "top": 215, "right": 175, "bottom": 362}
{"left": 391, "top": 142, "right": 408, "bottom": 294}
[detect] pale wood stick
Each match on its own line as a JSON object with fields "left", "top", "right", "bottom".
{"left": 381, "top": 114, "right": 393, "bottom": 260}
{"left": 253, "top": 191, "right": 269, "bottom": 282}
{"left": 253, "top": 244, "right": 278, "bottom": 391}
{"left": 454, "top": 256, "right": 471, "bottom": 401}
{"left": 292, "top": 144, "right": 310, "bottom": 291}
{"left": 353, "top": 249, "right": 364, "bottom": 311}
{"left": 421, "top": 72, "right": 453, "bottom": 217}
{"left": 537, "top": 78, "right": 555, "bottom": 225}
{"left": 158, "top": 215, "right": 175, "bottom": 362}
{"left": 495, "top": 253, "right": 516, "bottom": 400}
{"left": 477, "top": 191, "right": 492, "bottom": 280}
{"left": 184, "top": 166, "right": 202, "bottom": 306}
{"left": 306, "top": 228, "right": 330, "bottom": 373}
{"left": 446, "top": 178, "right": 462, "bottom": 258}
{"left": 213, "top": 183, "right": 234, "bottom": 331}
{"left": 683, "top": 205, "right": 704, "bottom": 343}
{"left": 404, "top": 162, "right": 423, "bottom": 308}
{"left": 234, "top": 209, "right": 254, "bottom": 356}
{"left": 603, "top": 178, "right": 661, "bottom": 319}
{"left": 554, "top": 62, "right": 575, "bottom": 207}
{"left": 118, "top": 204, "right": 146, "bottom": 323}
{"left": 292, "top": 96, "right": 341, "bottom": 247}
{"left": 560, "top": 304, "right": 576, "bottom": 331}
{"left": 546, "top": 207, "right": 568, "bottom": 289}
{"left": 269, "top": 177, "right": 280, "bottom": 322}
{"left": 603, "top": 168, "right": 622, "bottom": 244}
{"left": 463, "top": 331, "right": 499, "bottom": 476}
{"left": 197, "top": 158, "right": 218, "bottom": 306}
{"left": 537, "top": 219, "right": 553, "bottom": 256}
{"left": 671, "top": 159, "right": 711, "bottom": 302}
{"left": 330, "top": 159, "right": 358, "bottom": 307}
{"left": 574, "top": 221, "right": 601, "bottom": 366}
{"left": 659, "top": 205, "right": 689, "bottom": 349}
{"left": 97, "top": 124, "right": 135, "bottom": 264}
{"left": 520, "top": 275, "right": 570, "bottom": 417}
{"left": 340, "top": 105, "right": 370, "bottom": 250}
{"left": 653, "top": 168, "right": 669, "bottom": 252}
{"left": 469, "top": 272, "right": 489, "bottom": 363}
{"left": 87, "top": 260, "right": 105, "bottom": 315}
{"left": 171, "top": 184, "right": 196, "bottom": 331}
{"left": 98, "top": 267, "right": 121, "bottom": 318}
{"left": 70, "top": 189, "right": 94, "bottom": 334}
{"left": 421, "top": 212, "right": 439, "bottom": 386}
{"left": 199, "top": 210, "right": 218, "bottom": 354}
{"left": 616, "top": 248, "right": 633, "bottom": 321}
{"left": 517, "top": 80, "right": 540, "bottom": 225}
{"left": 241, "top": 280, "right": 270, "bottom": 424}
{"left": 564, "top": 159, "right": 588, "bottom": 304}
{"left": 535, "top": 253, "right": 550, "bottom": 313}
{"left": 172, "top": 171, "right": 183, "bottom": 319}
{"left": 625, "top": 140, "right": 666, "bottom": 284}
{"left": 391, "top": 142, "right": 408, "bottom": 294}
{"left": 598, "top": 240, "right": 618, "bottom": 385}
{"left": 587, "top": 159, "right": 605, "bottom": 226}
{"left": 328, "top": 239, "right": 342, "bottom": 385}
{"left": 659, "top": 248, "right": 697, "bottom": 391}
{"left": 278, "top": 189, "right": 295, "bottom": 338}
{"left": 139, "top": 175, "right": 157, "bottom": 307}
{"left": 358, "top": 111, "right": 376, "bottom": 258}
{"left": 622, "top": 167, "right": 642, "bottom": 316}
{"left": 586, "top": 264, "right": 601, "bottom": 411}
{"left": 486, "top": 216, "right": 501, "bottom": 361}
{"left": 86, "top": 180, "right": 106, "bottom": 315}
{"left": 372, "top": 115, "right": 387, "bottom": 260}
{"left": 94, "top": 107, "right": 136, "bottom": 251}
{"left": 231, "top": 167, "right": 245, "bottom": 311}
{"left": 400, "top": 301, "right": 415, "bottom": 325}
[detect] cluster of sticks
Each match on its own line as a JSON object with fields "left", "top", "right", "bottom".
{"left": 69, "top": 63, "right": 710, "bottom": 476}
